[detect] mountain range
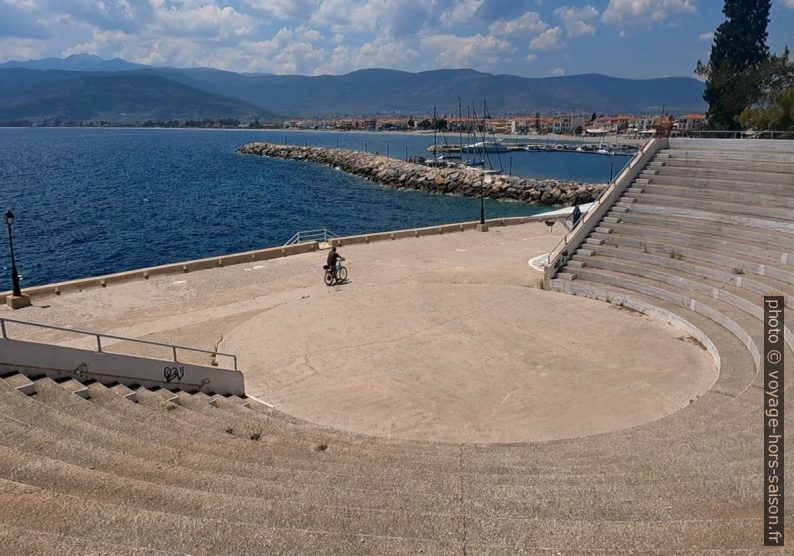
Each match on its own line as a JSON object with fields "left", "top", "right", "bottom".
{"left": 0, "top": 55, "right": 707, "bottom": 123}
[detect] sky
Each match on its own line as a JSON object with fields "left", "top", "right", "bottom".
{"left": 1, "top": 0, "right": 793, "bottom": 78}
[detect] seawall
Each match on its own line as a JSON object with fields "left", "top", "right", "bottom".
{"left": 239, "top": 143, "right": 605, "bottom": 206}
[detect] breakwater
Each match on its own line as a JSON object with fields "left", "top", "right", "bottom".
{"left": 239, "top": 143, "right": 605, "bottom": 206}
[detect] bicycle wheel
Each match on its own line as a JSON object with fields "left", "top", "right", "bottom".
{"left": 323, "top": 271, "right": 335, "bottom": 286}
{"left": 337, "top": 266, "right": 348, "bottom": 281}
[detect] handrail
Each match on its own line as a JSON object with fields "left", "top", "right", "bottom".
{"left": 0, "top": 317, "right": 238, "bottom": 370}
{"left": 284, "top": 228, "right": 339, "bottom": 246}
{"left": 673, "top": 130, "right": 793, "bottom": 139}
{"left": 542, "top": 136, "right": 665, "bottom": 286}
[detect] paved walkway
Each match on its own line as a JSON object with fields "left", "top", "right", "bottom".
{"left": 4, "top": 222, "right": 716, "bottom": 443}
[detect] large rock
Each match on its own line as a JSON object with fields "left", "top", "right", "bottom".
{"left": 238, "top": 142, "right": 605, "bottom": 207}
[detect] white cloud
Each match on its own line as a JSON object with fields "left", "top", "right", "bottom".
{"left": 698, "top": 32, "right": 713, "bottom": 41}
{"left": 784, "top": 0, "right": 794, "bottom": 8}
{"left": 525, "top": 53, "right": 538, "bottom": 62}
{"left": 421, "top": 33, "right": 514, "bottom": 67}
{"left": 554, "top": 5, "right": 599, "bottom": 37}
{"left": 488, "top": 10, "right": 547, "bottom": 35}
{"left": 548, "top": 67, "right": 565, "bottom": 76}
{"left": 244, "top": 0, "right": 315, "bottom": 20}
{"left": 156, "top": 4, "right": 255, "bottom": 39}
{"left": 440, "top": 0, "right": 482, "bottom": 26}
{"left": 529, "top": 26, "right": 561, "bottom": 50}
{"left": 602, "top": 0, "right": 695, "bottom": 28}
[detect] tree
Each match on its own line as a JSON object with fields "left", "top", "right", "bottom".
{"left": 738, "top": 48, "right": 794, "bottom": 131}
{"left": 696, "top": 0, "right": 772, "bottom": 129}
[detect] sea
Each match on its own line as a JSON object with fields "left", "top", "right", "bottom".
{"left": 0, "top": 127, "right": 630, "bottom": 288}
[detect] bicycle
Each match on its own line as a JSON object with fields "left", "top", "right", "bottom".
{"left": 323, "top": 263, "right": 348, "bottom": 286}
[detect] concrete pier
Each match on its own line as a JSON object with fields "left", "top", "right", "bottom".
{"left": 239, "top": 143, "right": 605, "bottom": 206}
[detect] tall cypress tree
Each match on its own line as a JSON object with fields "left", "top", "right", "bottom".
{"left": 698, "top": 0, "right": 772, "bottom": 129}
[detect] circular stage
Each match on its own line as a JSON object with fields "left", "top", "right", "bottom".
{"left": 223, "top": 282, "right": 717, "bottom": 443}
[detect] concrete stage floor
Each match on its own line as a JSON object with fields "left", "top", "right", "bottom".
{"left": 6, "top": 222, "right": 717, "bottom": 443}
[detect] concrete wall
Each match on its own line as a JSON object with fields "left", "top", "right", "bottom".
{"left": 0, "top": 241, "right": 320, "bottom": 303}
{"left": 329, "top": 214, "right": 549, "bottom": 247}
{"left": 0, "top": 338, "right": 245, "bottom": 396}
{"left": 2, "top": 214, "right": 556, "bottom": 302}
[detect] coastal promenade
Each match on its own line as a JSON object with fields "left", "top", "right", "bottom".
{"left": 2, "top": 222, "right": 714, "bottom": 443}
{"left": 239, "top": 143, "right": 604, "bottom": 206}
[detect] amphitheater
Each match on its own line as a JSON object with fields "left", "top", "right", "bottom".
{"left": 0, "top": 138, "right": 792, "bottom": 553}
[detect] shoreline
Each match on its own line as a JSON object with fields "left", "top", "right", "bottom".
{"left": 0, "top": 126, "right": 647, "bottom": 145}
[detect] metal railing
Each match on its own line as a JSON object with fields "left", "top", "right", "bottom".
{"left": 542, "top": 137, "right": 664, "bottom": 285}
{"left": 0, "top": 317, "right": 238, "bottom": 370}
{"left": 284, "top": 228, "right": 339, "bottom": 246}
{"left": 672, "top": 129, "right": 793, "bottom": 140}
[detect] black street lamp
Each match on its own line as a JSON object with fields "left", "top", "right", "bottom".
{"left": 479, "top": 173, "right": 486, "bottom": 225}
{"left": 5, "top": 210, "right": 22, "bottom": 297}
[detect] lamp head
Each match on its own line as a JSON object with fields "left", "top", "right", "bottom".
{"left": 5, "top": 210, "right": 13, "bottom": 227}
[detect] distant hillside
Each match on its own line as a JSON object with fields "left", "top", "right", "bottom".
{"left": 0, "top": 53, "right": 145, "bottom": 72}
{"left": 0, "top": 56, "right": 707, "bottom": 121}
{"left": 0, "top": 71, "right": 271, "bottom": 123}
{"left": 156, "top": 67, "right": 706, "bottom": 116}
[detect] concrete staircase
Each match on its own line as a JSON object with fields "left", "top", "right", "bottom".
{"left": 1, "top": 139, "right": 793, "bottom": 552}
{"left": 0, "top": 364, "right": 786, "bottom": 554}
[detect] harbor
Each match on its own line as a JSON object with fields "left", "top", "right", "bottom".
{"left": 426, "top": 140, "right": 640, "bottom": 156}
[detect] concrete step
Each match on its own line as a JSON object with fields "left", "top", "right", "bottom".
{"left": 0, "top": 523, "right": 180, "bottom": 556}
{"left": 0, "top": 414, "right": 461, "bottom": 518}
{"left": 594, "top": 226, "right": 612, "bottom": 234}
{"left": 567, "top": 260, "right": 586, "bottom": 269}
{"left": 630, "top": 183, "right": 794, "bottom": 209}
{"left": 599, "top": 224, "right": 794, "bottom": 269}
{"left": 664, "top": 148, "right": 794, "bottom": 163}
{"left": 663, "top": 156, "right": 794, "bottom": 174}
{"left": 141, "top": 387, "right": 180, "bottom": 404}
{"left": 656, "top": 165, "right": 794, "bottom": 185}
{"left": 0, "top": 445, "right": 461, "bottom": 543}
{"left": 0, "top": 385, "right": 466, "bottom": 502}
{"left": 668, "top": 138, "right": 794, "bottom": 154}
{"left": 0, "top": 481, "right": 459, "bottom": 555}
{"left": 628, "top": 201, "right": 794, "bottom": 235}
{"left": 580, "top": 253, "right": 775, "bottom": 332}
{"left": 602, "top": 216, "right": 622, "bottom": 224}
{"left": 584, "top": 237, "right": 604, "bottom": 245}
{"left": 0, "top": 373, "right": 35, "bottom": 396}
{"left": 578, "top": 241, "right": 794, "bottom": 309}
{"left": 556, "top": 272, "right": 577, "bottom": 280}
{"left": 593, "top": 231, "right": 794, "bottom": 287}
{"left": 110, "top": 383, "right": 138, "bottom": 402}
{"left": 640, "top": 172, "right": 794, "bottom": 196}
{"left": 55, "top": 378, "right": 90, "bottom": 400}
{"left": 32, "top": 377, "right": 89, "bottom": 400}
{"left": 626, "top": 187, "right": 645, "bottom": 194}
{"left": 615, "top": 210, "right": 794, "bottom": 252}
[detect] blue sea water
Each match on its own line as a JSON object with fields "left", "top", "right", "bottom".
{"left": 0, "top": 128, "right": 629, "bottom": 288}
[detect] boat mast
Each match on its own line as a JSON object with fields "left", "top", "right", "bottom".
{"left": 458, "top": 97, "right": 463, "bottom": 159}
{"left": 433, "top": 106, "right": 438, "bottom": 163}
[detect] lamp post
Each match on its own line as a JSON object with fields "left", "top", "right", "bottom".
{"left": 479, "top": 173, "right": 486, "bottom": 226}
{"left": 5, "top": 210, "right": 22, "bottom": 297}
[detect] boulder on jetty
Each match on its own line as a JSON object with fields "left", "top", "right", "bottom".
{"left": 238, "top": 143, "right": 605, "bottom": 207}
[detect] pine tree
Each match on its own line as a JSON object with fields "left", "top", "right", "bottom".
{"left": 697, "top": 0, "right": 772, "bottom": 129}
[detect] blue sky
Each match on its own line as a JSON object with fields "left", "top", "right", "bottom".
{"left": 1, "top": 0, "right": 792, "bottom": 77}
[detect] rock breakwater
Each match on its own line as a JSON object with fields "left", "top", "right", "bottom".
{"left": 239, "top": 143, "right": 604, "bottom": 206}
